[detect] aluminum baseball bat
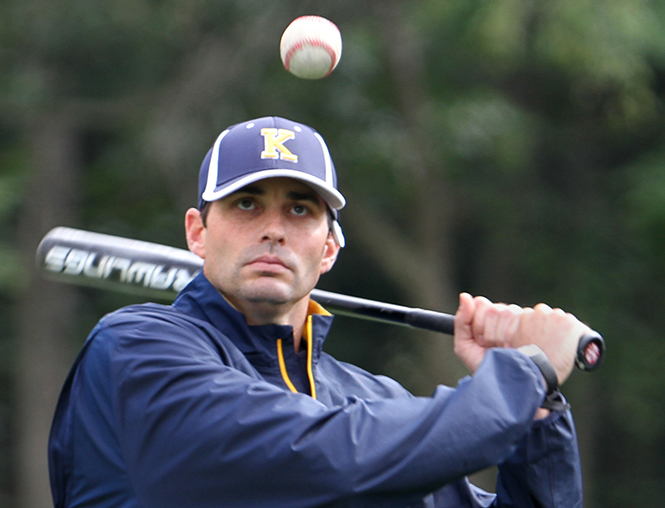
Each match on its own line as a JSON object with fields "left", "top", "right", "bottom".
{"left": 36, "top": 227, "right": 605, "bottom": 371}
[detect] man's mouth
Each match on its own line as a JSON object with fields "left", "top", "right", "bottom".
{"left": 247, "top": 255, "right": 290, "bottom": 273}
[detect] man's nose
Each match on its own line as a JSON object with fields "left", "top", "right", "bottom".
{"left": 260, "top": 208, "right": 286, "bottom": 245}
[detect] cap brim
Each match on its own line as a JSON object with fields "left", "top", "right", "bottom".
{"left": 200, "top": 169, "right": 346, "bottom": 210}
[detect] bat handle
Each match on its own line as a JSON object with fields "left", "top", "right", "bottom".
{"left": 575, "top": 331, "right": 605, "bottom": 371}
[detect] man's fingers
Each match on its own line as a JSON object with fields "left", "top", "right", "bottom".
{"left": 517, "top": 303, "right": 589, "bottom": 385}
{"left": 455, "top": 293, "right": 474, "bottom": 322}
{"left": 472, "top": 298, "right": 524, "bottom": 347}
{"left": 496, "top": 304, "right": 523, "bottom": 347}
{"left": 454, "top": 293, "right": 475, "bottom": 337}
{"left": 454, "top": 293, "right": 486, "bottom": 373}
{"left": 471, "top": 296, "right": 494, "bottom": 345}
{"left": 481, "top": 303, "right": 507, "bottom": 347}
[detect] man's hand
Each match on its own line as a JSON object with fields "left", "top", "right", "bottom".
{"left": 454, "top": 293, "right": 522, "bottom": 374}
{"left": 454, "top": 293, "right": 590, "bottom": 386}
{"left": 515, "top": 303, "right": 589, "bottom": 386}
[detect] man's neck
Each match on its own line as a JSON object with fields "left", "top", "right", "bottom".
{"left": 224, "top": 293, "right": 310, "bottom": 352}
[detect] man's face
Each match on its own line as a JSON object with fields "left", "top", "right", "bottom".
{"left": 186, "top": 177, "right": 339, "bottom": 322}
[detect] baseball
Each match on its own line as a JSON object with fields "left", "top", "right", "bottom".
{"left": 280, "top": 16, "right": 342, "bottom": 79}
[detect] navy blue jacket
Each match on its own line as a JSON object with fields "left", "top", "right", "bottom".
{"left": 49, "top": 272, "right": 583, "bottom": 507}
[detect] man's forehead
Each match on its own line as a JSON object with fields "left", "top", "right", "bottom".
{"left": 234, "top": 177, "right": 324, "bottom": 202}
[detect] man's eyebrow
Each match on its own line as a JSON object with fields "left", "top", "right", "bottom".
{"left": 287, "top": 190, "right": 323, "bottom": 205}
{"left": 236, "top": 185, "right": 264, "bottom": 196}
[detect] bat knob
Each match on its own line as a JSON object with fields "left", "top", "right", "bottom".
{"left": 576, "top": 331, "right": 605, "bottom": 371}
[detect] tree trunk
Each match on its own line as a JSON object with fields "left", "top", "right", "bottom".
{"left": 16, "top": 111, "right": 80, "bottom": 508}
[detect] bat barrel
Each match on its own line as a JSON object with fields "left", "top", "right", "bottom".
{"left": 36, "top": 227, "right": 203, "bottom": 300}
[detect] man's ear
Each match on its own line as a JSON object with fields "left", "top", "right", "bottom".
{"left": 319, "top": 232, "right": 340, "bottom": 275}
{"left": 185, "top": 208, "right": 206, "bottom": 259}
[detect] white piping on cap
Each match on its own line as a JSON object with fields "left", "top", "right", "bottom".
{"left": 203, "top": 128, "right": 231, "bottom": 199}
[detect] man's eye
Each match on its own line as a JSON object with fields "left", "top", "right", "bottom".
{"left": 292, "top": 204, "right": 309, "bottom": 216}
{"left": 237, "top": 199, "right": 255, "bottom": 210}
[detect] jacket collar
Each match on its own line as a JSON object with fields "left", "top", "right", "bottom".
{"left": 173, "top": 271, "right": 334, "bottom": 361}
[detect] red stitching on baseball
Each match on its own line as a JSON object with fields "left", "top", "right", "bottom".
{"left": 293, "top": 15, "right": 338, "bottom": 30}
{"left": 284, "top": 38, "right": 338, "bottom": 76}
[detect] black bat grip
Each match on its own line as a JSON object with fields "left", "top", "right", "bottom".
{"left": 575, "top": 331, "right": 605, "bottom": 371}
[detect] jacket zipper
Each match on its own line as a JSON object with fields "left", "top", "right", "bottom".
{"left": 276, "top": 315, "right": 317, "bottom": 400}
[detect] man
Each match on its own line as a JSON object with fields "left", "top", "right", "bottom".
{"left": 49, "top": 116, "right": 588, "bottom": 507}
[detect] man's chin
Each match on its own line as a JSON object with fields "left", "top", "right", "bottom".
{"left": 242, "top": 281, "right": 300, "bottom": 306}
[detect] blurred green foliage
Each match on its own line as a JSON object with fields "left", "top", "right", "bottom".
{"left": 1, "top": 0, "right": 664, "bottom": 506}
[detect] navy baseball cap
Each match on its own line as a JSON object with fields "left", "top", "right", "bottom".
{"left": 198, "top": 116, "right": 346, "bottom": 246}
